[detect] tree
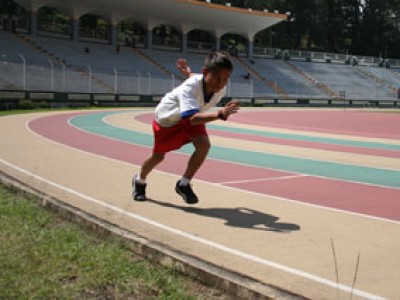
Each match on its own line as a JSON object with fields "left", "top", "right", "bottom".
{"left": 0, "top": 0, "right": 18, "bottom": 16}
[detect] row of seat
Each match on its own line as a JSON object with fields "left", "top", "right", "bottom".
{"left": 1, "top": 31, "right": 399, "bottom": 100}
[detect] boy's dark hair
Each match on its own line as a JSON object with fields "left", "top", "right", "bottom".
{"left": 204, "top": 51, "right": 233, "bottom": 73}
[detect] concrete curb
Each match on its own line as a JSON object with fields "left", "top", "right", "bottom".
{"left": 0, "top": 170, "right": 306, "bottom": 300}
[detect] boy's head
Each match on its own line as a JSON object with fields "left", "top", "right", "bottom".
{"left": 203, "top": 51, "right": 233, "bottom": 73}
{"left": 202, "top": 51, "right": 233, "bottom": 94}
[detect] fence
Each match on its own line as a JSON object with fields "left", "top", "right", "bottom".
{"left": 0, "top": 59, "right": 399, "bottom": 103}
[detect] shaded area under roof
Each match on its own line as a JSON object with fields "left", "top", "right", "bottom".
{"left": 15, "top": 0, "right": 287, "bottom": 38}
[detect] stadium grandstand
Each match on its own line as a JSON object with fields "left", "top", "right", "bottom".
{"left": 1, "top": 0, "right": 400, "bottom": 108}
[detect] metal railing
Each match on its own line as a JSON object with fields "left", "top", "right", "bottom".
{"left": 1, "top": 57, "right": 399, "bottom": 102}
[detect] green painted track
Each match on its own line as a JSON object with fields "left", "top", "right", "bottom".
{"left": 208, "top": 124, "right": 400, "bottom": 151}
{"left": 70, "top": 111, "right": 400, "bottom": 189}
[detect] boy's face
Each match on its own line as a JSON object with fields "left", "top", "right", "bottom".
{"left": 202, "top": 68, "right": 231, "bottom": 94}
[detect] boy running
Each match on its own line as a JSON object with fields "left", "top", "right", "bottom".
{"left": 133, "top": 51, "right": 239, "bottom": 204}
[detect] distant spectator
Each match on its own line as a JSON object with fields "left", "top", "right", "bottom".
{"left": 244, "top": 72, "right": 251, "bottom": 80}
{"left": 116, "top": 44, "right": 120, "bottom": 54}
{"left": 84, "top": 47, "right": 90, "bottom": 54}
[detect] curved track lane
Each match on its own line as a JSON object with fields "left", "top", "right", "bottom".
{"left": 29, "top": 110, "right": 400, "bottom": 221}
{"left": 1, "top": 109, "right": 400, "bottom": 300}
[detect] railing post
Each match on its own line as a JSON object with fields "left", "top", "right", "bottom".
{"left": 137, "top": 71, "right": 140, "bottom": 94}
{"left": 113, "top": 67, "right": 118, "bottom": 94}
{"left": 19, "top": 54, "right": 26, "bottom": 90}
{"left": 147, "top": 71, "right": 151, "bottom": 94}
{"left": 87, "top": 64, "right": 92, "bottom": 93}
{"left": 61, "top": 62, "right": 66, "bottom": 91}
{"left": 48, "top": 59, "right": 54, "bottom": 91}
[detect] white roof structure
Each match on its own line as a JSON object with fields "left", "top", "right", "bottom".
{"left": 14, "top": 0, "right": 287, "bottom": 56}
{"left": 15, "top": 0, "right": 287, "bottom": 38}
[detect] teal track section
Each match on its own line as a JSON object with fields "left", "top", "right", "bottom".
{"left": 208, "top": 124, "right": 400, "bottom": 151}
{"left": 70, "top": 111, "right": 400, "bottom": 189}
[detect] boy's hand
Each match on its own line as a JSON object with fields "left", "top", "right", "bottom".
{"left": 176, "top": 59, "right": 192, "bottom": 78}
{"left": 218, "top": 100, "right": 240, "bottom": 120}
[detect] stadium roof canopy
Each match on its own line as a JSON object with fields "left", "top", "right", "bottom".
{"left": 15, "top": 0, "right": 288, "bottom": 39}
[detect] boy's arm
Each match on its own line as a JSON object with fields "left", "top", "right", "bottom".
{"left": 176, "top": 59, "right": 194, "bottom": 78}
{"left": 189, "top": 100, "right": 240, "bottom": 125}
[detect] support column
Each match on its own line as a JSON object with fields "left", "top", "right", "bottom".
{"left": 248, "top": 40, "right": 254, "bottom": 58}
{"left": 70, "top": 17, "right": 79, "bottom": 41}
{"left": 30, "top": 10, "right": 37, "bottom": 35}
{"left": 110, "top": 23, "right": 117, "bottom": 45}
{"left": 182, "top": 32, "right": 187, "bottom": 54}
{"left": 147, "top": 28, "right": 153, "bottom": 49}
{"left": 215, "top": 37, "right": 220, "bottom": 51}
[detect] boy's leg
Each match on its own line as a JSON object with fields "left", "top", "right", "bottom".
{"left": 183, "top": 135, "right": 210, "bottom": 180}
{"left": 176, "top": 135, "right": 210, "bottom": 204}
{"left": 133, "top": 152, "right": 165, "bottom": 201}
{"left": 140, "top": 152, "right": 165, "bottom": 180}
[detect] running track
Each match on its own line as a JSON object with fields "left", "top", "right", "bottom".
{"left": 2, "top": 108, "right": 400, "bottom": 299}
{"left": 29, "top": 109, "right": 400, "bottom": 221}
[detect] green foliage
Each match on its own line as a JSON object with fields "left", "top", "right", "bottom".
{"left": 37, "top": 7, "right": 70, "bottom": 34}
{"left": 18, "top": 99, "right": 35, "bottom": 109}
{"left": 0, "top": 0, "right": 18, "bottom": 15}
{"left": 208, "top": 0, "right": 400, "bottom": 58}
{"left": 17, "top": 99, "right": 49, "bottom": 109}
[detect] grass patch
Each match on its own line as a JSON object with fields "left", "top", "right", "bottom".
{"left": 0, "top": 183, "right": 226, "bottom": 299}
{"left": 0, "top": 108, "right": 96, "bottom": 117}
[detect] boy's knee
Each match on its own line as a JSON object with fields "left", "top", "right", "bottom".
{"left": 195, "top": 139, "right": 211, "bottom": 153}
{"left": 203, "top": 141, "right": 211, "bottom": 151}
{"left": 153, "top": 152, "right": 165, "bottom": 162}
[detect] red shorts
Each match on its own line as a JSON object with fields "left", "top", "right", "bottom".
{"left": 152, "top": 118, "right": 208, "bottom": 153}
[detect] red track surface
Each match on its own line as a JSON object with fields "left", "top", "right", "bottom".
{"left": 135, "top": 112, "right": 400, "bottom": 158}
{"left": 229, "top": 110, "right": 400, "bottom": 139}
{"left": 29, "top": 112, "right": 400, "bottom": 221}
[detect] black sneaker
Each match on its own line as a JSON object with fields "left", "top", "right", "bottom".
{"left": 175, "top": 181, "right": 198, "bottom": 204}
{"left": 132, "top": 177, "right": 147, "bottom": 201}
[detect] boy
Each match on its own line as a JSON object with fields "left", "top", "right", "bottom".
{"left": 133, "top": 51, "right": 239, "bottom": 204}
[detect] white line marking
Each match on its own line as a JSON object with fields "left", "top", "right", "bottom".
{"left": 231, "top": 114, "right": 400, "bottom": 140}
{"left": 26, "top": 113, "right": 400, "bottom": 225}
{"left": 0, "top": 158, "right": 386, "bottom": 300}
{"left": 220, "top": 175, "right": 308, "bottom": 185}
{"left": 63, "top": 111, "right": 400, "bottom": 181}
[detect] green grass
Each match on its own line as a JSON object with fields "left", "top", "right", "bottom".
{"left": 0, "top": 107, "right": 97, "bottom": 117}
{"left": 0, "top": 183, "right": 224, "bottom": 299}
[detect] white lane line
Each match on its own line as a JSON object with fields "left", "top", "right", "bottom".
{"left": 220, "top": 175, "right": 308, "bottom": 185}
{"left": 0, "top": 158, "right": 385, "bottom": 300}
{"left": 27, "top": 114, "right": 400, "bottom": 225}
